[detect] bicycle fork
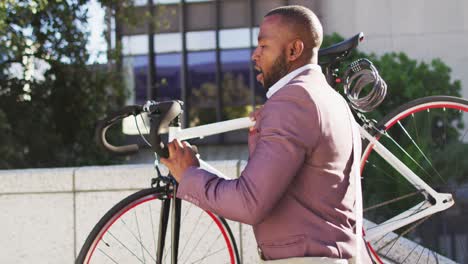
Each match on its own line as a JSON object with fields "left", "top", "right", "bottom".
{"left": 155, "top": 184, "right": 182, "bottom": 264}
{"left": 156, "top": 198, "right": 171, "bottom": 263}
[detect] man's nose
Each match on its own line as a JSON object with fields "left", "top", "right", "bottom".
{"left": 251, "top": 47, "right": 259, "bottom": 62}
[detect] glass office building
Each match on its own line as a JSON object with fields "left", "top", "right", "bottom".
{"left": 117, "top": 0, "right": 318, "bottom": 131}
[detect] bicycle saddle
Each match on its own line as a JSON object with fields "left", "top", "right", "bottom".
{"left": 319, "top": 32, "right": 364, "bottom": 66}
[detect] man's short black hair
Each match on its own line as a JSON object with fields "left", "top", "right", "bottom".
{"left": 265, "top": 5, "right": 323, "bottom": 50}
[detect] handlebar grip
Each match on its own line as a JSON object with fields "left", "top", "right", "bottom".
{"left": 148, "top": 101, "right": 183, "bottom": 158}
{"left": 95, "top": 105, "right": 143, "bottom": 155}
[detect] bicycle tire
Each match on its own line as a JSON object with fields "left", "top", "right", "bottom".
{"left": 76, "top": 187, "right": 241, "bottom": 264}
{"left": 361, "top": 96, "right": 468, "bottom": 264}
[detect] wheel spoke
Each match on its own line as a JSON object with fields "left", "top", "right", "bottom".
{"left": 364, "top": 159, "right": 415, "bottom": 189}
{"left": 107, "top": 231, "right": 146, "bottom": 263}
{"left": 398, "top": 117, "right": 445, "bottom": 184}
{"left": 384, "top": 129, "right": 437, "bottom": 182}
{"left": 364, "top": 190, "right": 423, "bottom": 212}
{"left": 367, "top": 202, "right": 429, "bottom": 234}
{"left": 97, "top": 248, "right": 120, "bottom": 264}
{"left": 182, "top": 219, "right": 216, "bottom": 263}
{"left": 188, "top": 234, "right": 223, "bottom": 264}
{"left": 179, "top": 209, "right": 204, "bottom": 260}
{"left": 120, "top": 218, "right": 156, "bottom": 262}
{"left": 189, "top": 246, "right": 225, "bottom": 264}
{"left": 149, "top": 204, "right": 158, "bottom": 264}
{"left": 134, "top": 210, "right": 147, "bottom": 263}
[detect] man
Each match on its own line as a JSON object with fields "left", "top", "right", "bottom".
{"left": 161, "top": 5, "right": 370, "bottom": 264}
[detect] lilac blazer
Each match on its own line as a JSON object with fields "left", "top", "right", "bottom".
{"left": 177, "top": 69, "right": 366, "bottom": 261}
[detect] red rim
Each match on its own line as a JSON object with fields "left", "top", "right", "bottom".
{"left": 86, "top": 195, "right": 157, "bottom": 264}
{"left": 205, "top": 211, "right": 236, "bottom": 264}
{"left": 85, "top": 195, "right": 236, "bottom": 263}
{"left": 361, "top": 101, "right": 468, "bottom": 263}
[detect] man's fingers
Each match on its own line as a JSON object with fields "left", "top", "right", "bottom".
{"left": 181, "top": 141, "right": 192, "bottom": 154}
{"left": 182, "top": 141, "right": 193, "bottom": 149}
{"left": 249, "top": 107, "right": 263, "bottom": 121}
{"left": 167, "top": 141, "right": 176, "bottom": 157}
{"left": 182, "top": 141, "right": 198, "bottom": 154}
{"left": 167, "top": 139, "right": 186, "bottom": 159}
{"left": 249, "top": 111, "right": 256, "bottom": 121}
{"left": 175, "top": 139, "right": 184, "bottom": 149}
{"left": 159, "top": 157, "right": 171, "bottom": 167}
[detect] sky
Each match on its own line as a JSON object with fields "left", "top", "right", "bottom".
{"left": 86, "top": 0, "right": 107, "bottom": 64}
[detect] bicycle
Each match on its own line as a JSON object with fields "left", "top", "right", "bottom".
{"left": 76, "top": 32, "right": 468, "bottom": 264}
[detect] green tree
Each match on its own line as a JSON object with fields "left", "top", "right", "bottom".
{"left": 0, "top": 0, "right": 127, "bottom": 169}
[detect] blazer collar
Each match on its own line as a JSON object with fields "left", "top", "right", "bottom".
{"left": 266, "top": 64, "right": 322, "bottom": 99}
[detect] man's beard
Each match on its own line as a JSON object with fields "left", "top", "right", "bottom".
{"left": 263, "top": 52, "right": 289, "bottom": 90}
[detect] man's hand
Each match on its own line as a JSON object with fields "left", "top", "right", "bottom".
{"left": 249, "top": 106, "right": 263, "bottom": 122}
{"left": 160, "top": 140, "right": 200, "bottom": 183}
{"left": 249, "top": 106, "right": 263, "bottom": 133}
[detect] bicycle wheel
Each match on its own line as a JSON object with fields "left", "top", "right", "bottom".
{"left": 76, "top": 187, "right": 240, "bottom": 264}
{"left": 361, "top": 96, "right": 468, "bottom": 264}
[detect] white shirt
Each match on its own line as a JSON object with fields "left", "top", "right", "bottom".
{"left": 266, "top": 64, "right": 322, "bottom": 99}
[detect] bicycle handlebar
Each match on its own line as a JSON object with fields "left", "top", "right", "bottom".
{"left": 95, "top": 105, "right": 143, "bottom": 155}
{"left": 96, "top": 101, "right": 183, "bottom": 158}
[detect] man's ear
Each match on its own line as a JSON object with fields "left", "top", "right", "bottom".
{"left": 287, "top": 39, "right": 304, "bottom": 61}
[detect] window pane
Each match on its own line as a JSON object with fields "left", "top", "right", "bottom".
{"left": 125, "top": 53, "right": 182, "bottom": 104}
{"left": 158, "top": 0, "right": 180, "bottom": 3}
{"left": 220, "top": 0, "right": 249, "bottom": 28}
{"left": 134, "top": 0, "right": 181, "bottom": 6}
{"left": 248, "top": 28, "right": 265, "bottom": 104}
{"left": 220, "top": 48, "right": 267, "bottom": 120}
{"left": 122, "top": 35, "right": 149, "bottom": 55}
{"left": 129, "top": 55, "right": 150, "bottom": 104}
{"left": 186, "top": 31, "right": 215, "bottom": 51}
{"left": 188, "top": 51, "right": 217, "bottom": 126}
{"left": 123, "top": 53, "right": 182, "bottom": 134}
{"left": 221, "top": 49, "right": 251, "bottom": 120}
{"left": 155, "top": 33, "right": 182, "bottom": 53}
{"left": 251, "top": 27, "right": 259, "bottom": 46}
{"left": 155, "top": 53, "right": 181, "bottom": 100}
{"left": 123, "top": 34, "right": 182, "bottom": 55}
{"left": 122, "top": 56, "right": 151, "bottom": 135}
{"left": 219, "top": 28, "right": 250, "bottom": 49}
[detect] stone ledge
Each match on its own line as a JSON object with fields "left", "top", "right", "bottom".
{"left": 0, "top": 167, "right": 74, "bottom": 194}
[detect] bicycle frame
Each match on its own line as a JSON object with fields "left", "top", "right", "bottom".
{"left": 163, "top": 115, "right": 455, "bottom": 243}
{"left": 166, "top": 117, "right": 254, "bottom": 178}
{"left": 359, "top": 127, "right": 454, "bottom": 241}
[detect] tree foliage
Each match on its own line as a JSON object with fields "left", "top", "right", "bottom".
{"left": 0, "top": 0, "right": 127, "bottom": 169}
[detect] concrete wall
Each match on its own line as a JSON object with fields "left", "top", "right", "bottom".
{"left": 0, "top": 162, "right": 259, "bottom": 264}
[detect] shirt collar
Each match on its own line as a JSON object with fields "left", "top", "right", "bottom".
{"left": 266, "top": 64, "right": 322, "bottom": 99}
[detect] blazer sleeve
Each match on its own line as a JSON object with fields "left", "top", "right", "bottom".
{"left": 176, "top": 87, "right": 321, "bottom": 225}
